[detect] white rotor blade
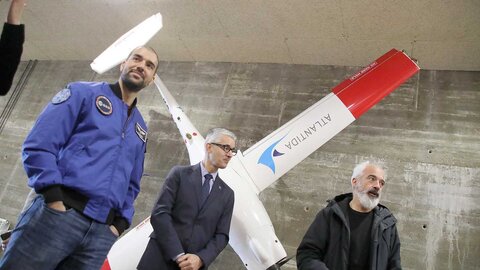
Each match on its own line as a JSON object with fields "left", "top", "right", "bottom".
{"left": 90, "top": 13, "right": 163, "bottom": 74}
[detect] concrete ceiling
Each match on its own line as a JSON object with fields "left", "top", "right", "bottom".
{"left": 2, "top": 0, "right": 479, "bottom": 71}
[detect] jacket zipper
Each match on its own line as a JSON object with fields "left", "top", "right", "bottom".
{"left": 122, "top": 110, "right": 134, "bottom": 138}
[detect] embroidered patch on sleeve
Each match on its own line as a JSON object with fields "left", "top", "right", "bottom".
{"left": 51, "top": 88, "right": 71, "bottom": 104}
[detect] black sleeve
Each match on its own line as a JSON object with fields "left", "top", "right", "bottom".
{"left": 111, "top": 217, "right": 129, "bottom": 236}
{"left": 296, "top": 209, "right": 331, "bottom": 270}
{"left": 388, "top": 225, "right": 402, "bottom": 270}
{"left": 0, "top": 23, "right": 25, "bottom": 96}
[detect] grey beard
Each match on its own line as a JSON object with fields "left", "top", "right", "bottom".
{"left": 354, "top": 187, "right": 380, "bottom": 211}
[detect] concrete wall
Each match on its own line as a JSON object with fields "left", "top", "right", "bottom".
{"left": 0, "top": 60, "right": 478, "bottom": 269}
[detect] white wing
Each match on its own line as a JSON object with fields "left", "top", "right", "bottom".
{"left": 240, "top": 49, "right": 419, "bottom": 193}
{"left": 239, "top": 93, "right": 355, "bottom": 193}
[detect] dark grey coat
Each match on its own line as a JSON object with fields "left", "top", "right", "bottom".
{"left": 297, "top": 193, "right": 402, "bottom": 270}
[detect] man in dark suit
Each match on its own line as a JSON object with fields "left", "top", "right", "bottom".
{"left": 138, "top": 128, "right": 237, "bottom": 270}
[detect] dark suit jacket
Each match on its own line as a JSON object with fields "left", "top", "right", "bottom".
{"left": 138, "top": 163, "right": 235, "bottom": 270}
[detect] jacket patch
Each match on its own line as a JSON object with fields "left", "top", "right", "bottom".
{"left": 96, "top": 95, "right": 113, "bottom": 116}
{"left": 51, "top": 88, "right": 71, "bottom": 104}
{"left": 135, "top": 123, "right": 147, "bottom": 143}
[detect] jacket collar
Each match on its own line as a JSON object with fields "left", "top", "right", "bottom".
{"left": 109, "top": 82, "right": 138, "bottom": 109}
{"left": 328, "top": 192, "right": 396, "bottom": 228}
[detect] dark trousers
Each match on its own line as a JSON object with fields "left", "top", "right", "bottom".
{"left": 0, "top": 196, "right": 116, "bottom": 270}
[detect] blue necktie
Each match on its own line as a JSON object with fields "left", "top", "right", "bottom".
{"left": 201, "top": 174, "right": 213, "bottom": 206}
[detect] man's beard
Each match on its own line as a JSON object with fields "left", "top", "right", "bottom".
{"left": 354, "top": 185, "right": 380, "bottom": 211}
{"left": 121, "top": 72, "right": 146, "bottom": 93}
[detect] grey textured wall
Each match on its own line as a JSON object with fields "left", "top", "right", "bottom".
{"left": 0, "top": 60, "right": 479, "bottom": 270}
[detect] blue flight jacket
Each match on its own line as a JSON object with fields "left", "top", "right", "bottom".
{"left": 22, "top": 81, "right": 147, "bottom": 231}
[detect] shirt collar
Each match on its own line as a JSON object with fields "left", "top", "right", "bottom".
{"left": 200, "top": 161, "right": 218, "bottom": 183}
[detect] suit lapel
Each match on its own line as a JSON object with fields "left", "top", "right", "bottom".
{"left": 190, "top": 163, "right": 203, "bottom": 209}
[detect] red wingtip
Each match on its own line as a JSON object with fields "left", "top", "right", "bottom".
{"left": 332, "top": 49, "right": 420, "bottom": 119}
{"left": 100, "top": 258, "right": 111, "bottom": 270}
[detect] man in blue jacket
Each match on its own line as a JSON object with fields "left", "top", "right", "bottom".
{"left": 0, "top": 46, "right": 158, "bottom": 270}
{"left": 296, "top": 161, "right": 402, "bottom": 270}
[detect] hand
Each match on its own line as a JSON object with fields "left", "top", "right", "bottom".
{"left": 46, "top": 201, "right": 67, "bottom": 212}
{"left": 1, "top": 230, "right": 11, "bottom": 251}
{"left": 177, "top": 253, "right": 203, "bottom": 270}
{"left": 7, "top": 0, "right": 27, "bottom": 25}
{"left": 109, "top": 225, "right": 119, "bottom": 237}
{"left": 1, "top": 238, "right": 8, "bottom": 251}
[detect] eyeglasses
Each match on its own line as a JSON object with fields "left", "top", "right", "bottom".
{"left": 210, "top": 143, "right": 238, "bottom": 156}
